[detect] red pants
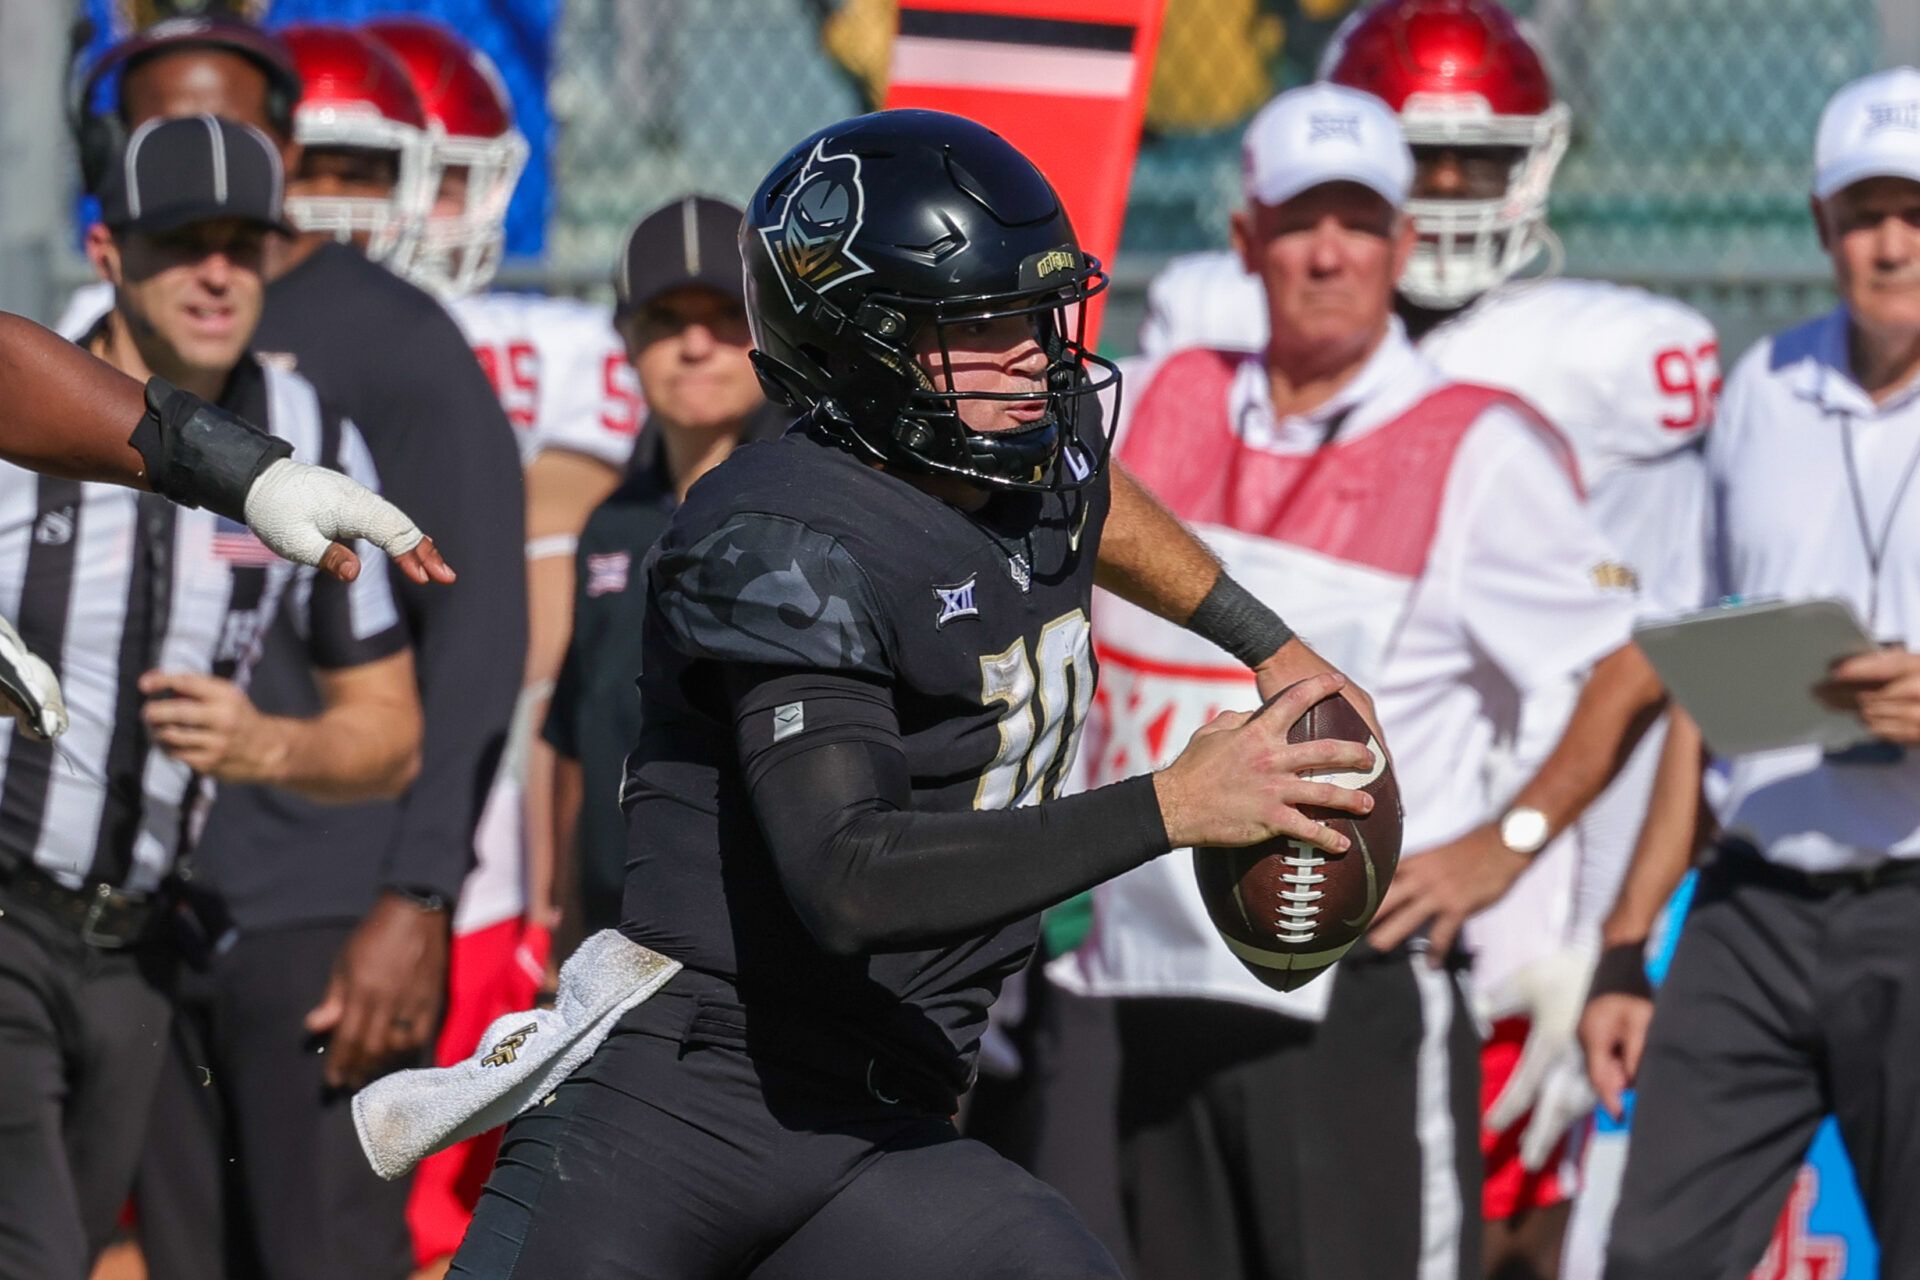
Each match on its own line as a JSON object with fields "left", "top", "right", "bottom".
{"left": 406, "top": 918, "right": 550, "bottom": 1265}
{"left": 1480, "top": 1016, "right": 1572, "bottom": 1221}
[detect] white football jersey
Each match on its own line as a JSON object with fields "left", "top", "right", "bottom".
{"left": 1421, "top": 277, "right": 1719, "bottom": 500}
{"left": 1423, "top": 280, "right": 1719, "bottom": 979}
{"left": 448, "top": 292, "right": 644, "bottom": 470}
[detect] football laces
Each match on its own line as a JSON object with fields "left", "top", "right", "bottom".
{"left": 1275, "top": 847, "right": 1326, "bottom": 945}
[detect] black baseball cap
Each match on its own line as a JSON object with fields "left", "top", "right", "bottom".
{"left": 614, "top": 195, "right": 745, "bottom": 319}
{"left": 98, "top": 114, "right": 295, "bottom": 237}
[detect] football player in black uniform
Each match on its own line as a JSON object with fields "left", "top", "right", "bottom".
{"left": 447, "top": 110, "right": 1382, "bottom": 1280}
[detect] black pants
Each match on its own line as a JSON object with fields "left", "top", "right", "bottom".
{"left": 136, "top": 922, "right": 414, "bottom": 1280}
{"left": 0, "top": 905, "right": 174, "bottom": 1280}
{"left": 1607, "top": 852, "right": 1920, "bottom": 1280}
{"left": 968, "top": 973, "right": 1137, "bottom": 1274}
{"left": 1113, "top": 947, "right": 1482, "bottom": 1280}
{"left": 448, "top": 981, "right": 1122, "bottom": 1279}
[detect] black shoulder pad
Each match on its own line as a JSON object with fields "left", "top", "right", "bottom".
{"left": 653, "top": 514, "right": 891, "bottom": 677}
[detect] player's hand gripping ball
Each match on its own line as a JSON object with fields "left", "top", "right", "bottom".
{"left": 1194, "top": 686, "right": 1402, "bottom": 991}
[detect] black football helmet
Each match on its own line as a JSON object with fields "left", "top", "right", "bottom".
{"left": 742, "top": 110, "right": 1119, "bottom": 492}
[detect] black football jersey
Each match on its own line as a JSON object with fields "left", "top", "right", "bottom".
{"left": 621, "top": 420, "right": 1107, "bottom": 1088}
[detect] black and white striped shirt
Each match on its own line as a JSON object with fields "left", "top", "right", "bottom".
{"left": 0, "top": 343, "right": 406, "bottom": 893}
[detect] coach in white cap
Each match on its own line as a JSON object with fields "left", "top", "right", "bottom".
{"left": 1584, "top": 66, "right": 1920, "bottom": 1280}
{"left": 1038, "top": 82, "right": 1668, "bottom": 1280}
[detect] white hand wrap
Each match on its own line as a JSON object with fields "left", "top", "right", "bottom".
{"left": 1478, "top": 937, "right": 1600, "bottom": 1171}
{"left": 242, "top": 458, "right": 426, "bottom": 568}
{"left": 0, "top": 614, "right": 69, "bottom": 741}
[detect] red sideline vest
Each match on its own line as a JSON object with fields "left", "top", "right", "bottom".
{"left": 1055, "top": 347, "right": 1570, "bottom": 1018}
{"left": 1118, "top": 348, "right": 1574, "bottom": 567}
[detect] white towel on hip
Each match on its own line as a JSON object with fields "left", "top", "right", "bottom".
{"left": 352, "top": 929, "right": 681, "bottom": 1180}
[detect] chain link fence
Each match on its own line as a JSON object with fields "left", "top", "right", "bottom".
{"left": 537, "top": 0, "right": 1903, "bottom": 358}
{"left": 11, "top": 0, "right": 1904, "bottom": 353}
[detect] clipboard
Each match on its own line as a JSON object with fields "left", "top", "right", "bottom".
{"left": 1632, "top": 598, "right": 1878, "bottom": 756}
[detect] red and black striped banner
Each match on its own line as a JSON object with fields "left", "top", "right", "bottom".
{"left": 885, "top": 0, "right": 1168, "bottom": 347}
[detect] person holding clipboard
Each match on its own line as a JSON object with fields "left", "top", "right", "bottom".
{"left": 1583, "top": 66, "right": 1920, "bottom": 1280}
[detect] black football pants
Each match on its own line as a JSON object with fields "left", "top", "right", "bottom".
{"left": 135, "top": 922, "right": 415, "bottom": 1280}
{"left": 967, "top": 970, "right": 1137, "bottom": 1274}
{"left": 0, "top": 905, "right": 174, "bottom": 1280}
{"left": 1606, "top": 849, "right": 1920, "bottom": 1279}
{"left": 447, "top": 981, "right": 1123, "bottom": 1279}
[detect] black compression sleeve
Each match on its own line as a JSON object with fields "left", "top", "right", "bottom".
{"left": 728, "top": 667, "right": 1171, "bottom": 956}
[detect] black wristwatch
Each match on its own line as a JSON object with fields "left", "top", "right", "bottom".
{"left": 385, "top": 884, "right": 452, "bottom": 914}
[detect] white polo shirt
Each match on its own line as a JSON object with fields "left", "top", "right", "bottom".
{"left": 1711, "top": 307, "right": 1920, "bottom": 871}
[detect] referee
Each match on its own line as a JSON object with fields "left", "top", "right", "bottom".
{"left": 71, "top": 21, "right": 526, "bottom": 1278}
{"left": 1590, "top": 67, "right": 1920, "bottom": 1279}
{"left": 0, "top": 116, "right": 413, "bottom": 1280}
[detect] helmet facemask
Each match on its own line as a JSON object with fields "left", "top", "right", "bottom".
{"left": 804, "top": 264, "right": 1120, "bottom": 493}
{"left": 286, "top": 107, "right": 434, "bottom": 266}
{"left": 397, "top": 126, "right": 529, "bottom": 297}
{"left": 1397, "top": 97, "right": 1570, "bottom": 308}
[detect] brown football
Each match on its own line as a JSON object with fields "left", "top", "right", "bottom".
{"left": 1192, "top": 686, "right": 1402, "bottom": 992}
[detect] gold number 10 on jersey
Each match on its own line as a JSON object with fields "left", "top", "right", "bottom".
{"left": 974, "top": 609, "right": 1096, "bottom": 810}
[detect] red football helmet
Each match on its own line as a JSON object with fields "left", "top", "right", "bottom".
{"left": 364, "top": 17, "right": 529, "bottom": 297}
{"left": 280, "top": 23, "right": 434, "bottom": 266}
{"left": 1323, "top": 0, "right": 1569, "bottom": 307}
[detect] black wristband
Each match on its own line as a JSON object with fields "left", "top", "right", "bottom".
{"left": 1188, "top": 573, "right": 1295, "bottom": 669}
{"left": 132, "top": 377, "right": 294, "bottom": 523}
{"left": 1588, "top": 941, "right": 1653, "bottom": 1001}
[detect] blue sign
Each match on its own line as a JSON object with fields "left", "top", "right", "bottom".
{"left": 77, "top": 0, "right": 554, "bottom": 255}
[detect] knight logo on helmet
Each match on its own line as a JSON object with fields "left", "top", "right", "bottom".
{"left": 1321, "top": 0, "right": 1570, "bottom": 308}
{"left": 757, "top": 140, "right": 874, "bottom": 310}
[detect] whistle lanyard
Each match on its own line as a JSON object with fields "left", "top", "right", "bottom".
{"left": 1838, "top": 410, "right": 1920, "bottom": 637}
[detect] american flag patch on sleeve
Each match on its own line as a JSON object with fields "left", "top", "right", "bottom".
{"left": 211, "top": 516, "right": 279, "bottom": 567}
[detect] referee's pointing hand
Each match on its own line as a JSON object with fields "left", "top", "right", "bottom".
{"left": 243, "top": 458, "right": 457, "bottom": 587}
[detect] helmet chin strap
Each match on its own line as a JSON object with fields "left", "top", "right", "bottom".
{"left": 961, "top": 416, "right": 1061, "bottom": 486}
{"left": 877, "top": 343, "right": 1064, "bottom": 487}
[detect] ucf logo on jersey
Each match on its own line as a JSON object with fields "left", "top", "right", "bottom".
{"left": 757, "top": 140, "right": 873, "bottom": 311}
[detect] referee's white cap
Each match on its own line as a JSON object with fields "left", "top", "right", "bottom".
{"left": 1814, "top": 66, "right": 1920, "bottom": 199}
{"left": 1241, "top": 83, "right": 1413, "bottom": 210}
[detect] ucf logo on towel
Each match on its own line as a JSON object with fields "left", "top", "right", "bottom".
{"left": 481, "top": 1024, "right": 539, "bottom": 1068}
